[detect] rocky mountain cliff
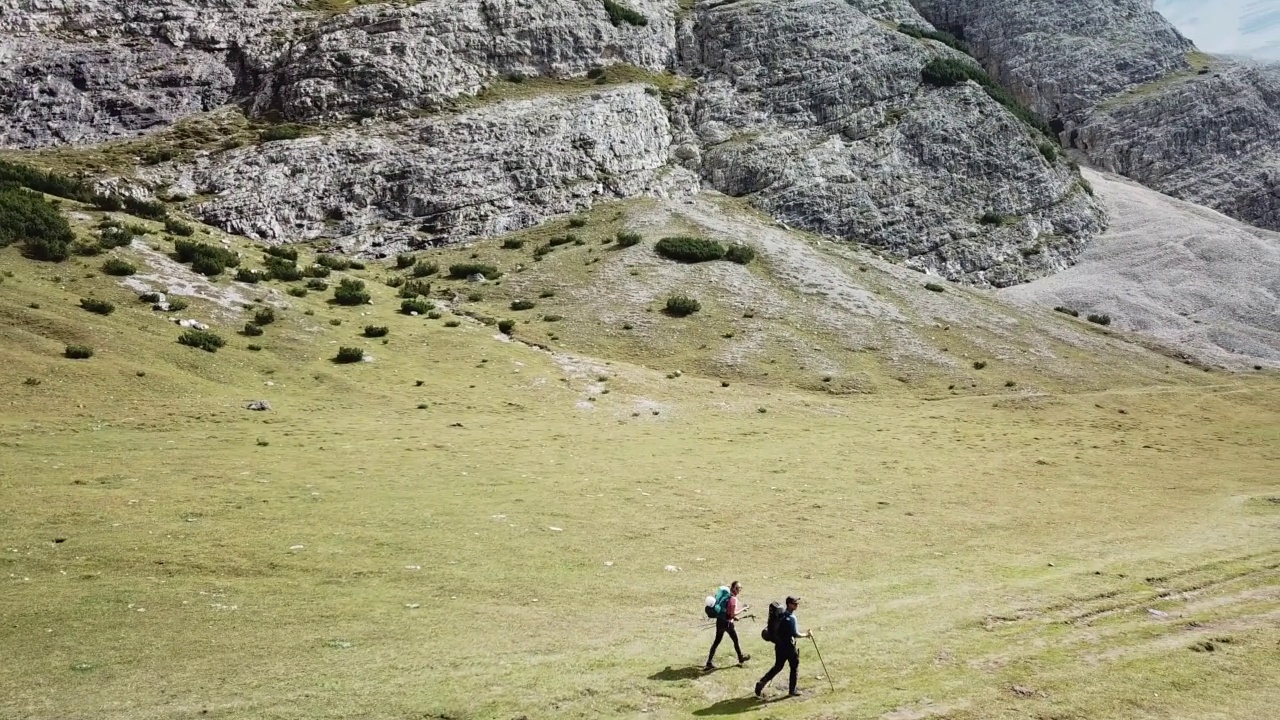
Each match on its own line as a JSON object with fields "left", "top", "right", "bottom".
{"left": 0, "top": 0, "right": 1106, "bottom": 287}
{"left": 909, "top": 0, "right": 1280, "bottom": 233}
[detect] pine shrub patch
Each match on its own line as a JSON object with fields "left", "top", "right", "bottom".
{"left": 1, "top": 187, "right": 75, "bottom": 261}
{"left": 305, "top": 278, "right": 329, "bottom": 291}
{"left": 511, "top": 299, "right": 536, "bottom": 311}
{"left": 724, "top": 243, "right": 756, "bottom": 264}
{"left": 664, "top": 295, "right": 701, "bottom": 317}
{"left": 333, "top": 278, "right": 370, "bottom": 306}
{"left": 102, "top": 258, "right": 137, "bottom": 276}
{"left": 654, "top": 236, "right": 725, "bottom": 263}
{"left": 242, "top": 322, "right": 265, "bottom": 337}
{"left": 80, "top": 297, "right": 115, "bottom": 315}
{"left": 412, "top": 261, "right": 439, "bottom": 278}
{"left": 924, "top": 282, "right": 946, "bottom": 293}
{"left": 265, "top": 246, "right": 299, "bottom": 262}
{"left": 921, "top": 57, "right": 1053, "bottom": 136}
{"left": 235, "top": 267, "right": 261, "bottom": 283}
{"left": 334, "top": 346, "right": 365, "bottom": 363}
{"left": 1087, "top": 313, "right": 1112, "bottom": 326}
{"left": 253, "top": 308, "right": 276, "bottom": 325}
{"left": 363, "top": 325, "right": 389, "bottom": 337}
{"left": 163, "top": 218, "right": 195, "bottom": 236}
{"left": 316, "top": 254, "right": 351, "bottom": 271}
{"left": 287, "top": 287, "right": 308, "bottom": 298}
{"left": 603, "top": 0, "right": 648, "bottom": 27}
{"left": 615, "top": 231, "right": 643, "bottom": 248}
{"left": 395, "top": 253, "right": 416, "bottom": 269}
{"left": 448, "top": 263, "right": 501, "bottom": 280}
{"left": 1054, "top": 306, "right": 1079, "bottom": 317}
{"left": 498, "top": 319, "right": 515, "bottom": 335}
{"left": 178, "top": 329, "right": 226, "bottom": 352}
{"left": 64, "top": 344, "right": 94, "bottom": 359}
{"left": 501, "top": 239, "right": 525, "bottom": 250}
{"left": 399, "top": 280, "right": 432, "bottom": 298}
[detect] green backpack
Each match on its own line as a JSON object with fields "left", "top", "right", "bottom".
{"left": 704, "top": 586, "right": 731, "bottom": 619}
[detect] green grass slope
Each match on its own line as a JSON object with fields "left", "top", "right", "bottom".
{"left": 1, "top": 197, "right": 1277, "bottom": 720}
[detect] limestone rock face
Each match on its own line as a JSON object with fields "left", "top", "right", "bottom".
{"left": 907, "top": 0, "right": 1194, "bottom": 120}
{"left": 906, "top": 0, "right": 1280, "bottom": 233}
{"left": 163, "top": 85, "right": 692, "bottom": 251}
{"left": 685, "top": 0, "right": 1103, "bottom": 286}
{"left": 254, "top": 0, "right": 677, "bottom": 121}
{"left": 0, "top": 0, "right": 298, "bottom": 146}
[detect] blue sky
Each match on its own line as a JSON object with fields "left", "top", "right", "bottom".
{"left": 1155, "top": 0, "right": 1280, "bottom": 60}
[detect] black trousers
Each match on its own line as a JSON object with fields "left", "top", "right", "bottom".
{"left": 707, "top": 618, "right": 744, "bottom": 664}
{"left": 758, "top": 641, "right": 799, "bottom": 692}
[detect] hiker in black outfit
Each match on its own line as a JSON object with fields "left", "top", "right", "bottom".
{"left": 756, "top": 595, "right": 809, "bottom": 698}
{"left": 705, "top": 581, "right": 751, "bottom": 670}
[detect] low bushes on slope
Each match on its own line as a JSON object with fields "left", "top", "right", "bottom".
{"left": 0, "top": 186, "right": 75, "bottom": 261}
{"left": 654, "top": 236, "right": 725, "bottom": 263}
{"left": 603, "top": 0, "right": 647, "bottom": 27}
{"left": 897, "top": 23, "right": 968, "bottom": 54}
{"left": 0, "top": 159, "right": 168, "bottom": 220}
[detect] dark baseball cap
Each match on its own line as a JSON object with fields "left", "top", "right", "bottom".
{"left": 786, "top": 596, "right": 801, "bottom": 605}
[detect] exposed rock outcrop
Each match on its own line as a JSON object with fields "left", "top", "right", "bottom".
{"left": 684, "top": 0, "right": 1103, "bottom": 286}
{"left": 906, "top": 0, "right": 1280, "bottom": 234}
{"left": 164, "top": 85, "right": 693, "bottom": 251}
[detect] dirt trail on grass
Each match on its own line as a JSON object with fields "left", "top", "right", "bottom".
{"left": 1003, "top": 169, "right": 1280, "bottom": 368}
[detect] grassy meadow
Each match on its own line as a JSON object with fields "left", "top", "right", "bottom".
{"left": 0, "top": 201, "right": 1278, "bottom": 720}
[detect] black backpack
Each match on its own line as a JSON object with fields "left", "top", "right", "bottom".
{"left": 760, "top": 601, "right": 786, "bottom": 643}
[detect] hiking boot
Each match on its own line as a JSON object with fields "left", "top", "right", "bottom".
{"left": 738, "top": 654, "right": 751, "bottom": 665}
{"left": 754, "top": 681, "right": 765, "bottom": 698}
{"left": 703, "top": 663, "right": 716, "bottom": 672}
{"left": 787, "top": 690, "right": 803, "bottom": 698}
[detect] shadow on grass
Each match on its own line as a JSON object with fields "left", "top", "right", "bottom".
{"left": 648, "top": 665, "right": 711, "bottom": 681}
{"left": 693, "top": 696, "right": 779, "bottom": 716}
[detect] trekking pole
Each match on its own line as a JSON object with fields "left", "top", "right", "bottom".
{"left": 810, "top": 633, "right": 835, "bottom": 692}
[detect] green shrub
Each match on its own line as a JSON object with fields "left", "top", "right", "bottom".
{"left": 725, "top": 243, "right": 756, "bottom": 264}
{"left": 616, "top": 231, "right": 643, "bottom": 248}
{"left": 101, "top": 258, "right": 137, "bottom": 276}
{"left": 896, "top": 23, "right": 969, "bottom": 53}
{"left": 395, "top": 253, "right": 417, "bottom": 268}
{"left": 443, "top": 320, "right": 461, "bottom": 328}
{"left": 539, "top": 290, "right": 556, "bottom": 298}
{"left": 399, "top": 280, "right": 432, "bottom": 298}
{"left": 74, "top": 240, "right": 104, "bottom": 256}
{"left": 921, "top": 57, "right": 1053, "bottom": 136}
{"left": 509, "top": 299, "right": 535, "bottom": 311}
{"left": 316, "top": 254, "right": 351, "bottom": 270}
{"left": 498, "top": 319, "right": 516, "bottom": 335}
{"left": 235, "top": 267, "right": 261, "bottom": 283}
{"left": 548, "top": 234, "right": 577, "bottom": 247}
{"left": 247, "top": 344, "right": 263, "bottom": 351}
{"left": 973, "top": 360, "right": 987, "bottom": 370}
{"left": 333, "top": 278, "right": 370, "bottom": 306}
{"left": 79, "top": 297, "right": 115, "bottom": 315}
{"left": 0, "top": 187, "right": 74, "bottom": 259}
{"left": 168, "top": 297, "right": 189, "bottom": 312}
{"left": 385, "top": 275, "right": 406, "bottom": 288}
{"left": 349, "top": 260, "right": 366, "bottom": 270}
{"left": 305, "top": 278, "right": 329, "bottom": 291}
{"left": 139, "top": 292, "right": 161, "bottom": 303}
{"left": 654, "top": 236, "right": 725, "bottom": 263}
{"left": 191, "top": 256, "right": 225, "bottom": 277}
{"left": 427, "top": 310, "right": 443, "bottom": 320}
{"left": 1038, "top": 142, "right": 1060, "bottom": 162}
{"left": 532, "top": 244, "right": 553, "bottom": 260}
{"left": 412, "top": 261, "right": 439, "bottom": 278}
{"left": 501, "top": 239, "right": 525, "bottom": 250}
{"left": 980, "top": 211, "right": 1010, "bottom": 225}
{"left": 603, "top": 0, "right": 647, "bottom": 26}
{"left": 1080, "top": 178, "right": 1095, "bottom": 196}
{"left": 178, "top": 329, "right": 226, "bottom": 353}
{"left": 164, "top": 218, "right": 195, "bottom": 237}
{"left": 329, "top": 318, "right": 342, "bottom": 326}
{"left": 287, "top": 286, "right": 308, "bottom": 297}
{"left": 1054, "top": 306, "right": 1079, "bottom": 317}
{"left": 466, "top": 292, "right": 483, "bottom": 302}
{"left": 543, "top": 314, "right": 563, "bottom": 322}
{"left": 568, "top": 217, "right": 588, "bottom": 228}
{"left": 664, "top": 295, "right": 701, "bottom": 317}
{"left": 1087, "top": 313, "right": 1112, "bottom": 326}
{"left": 259, "top": 124, "right": 306, "bottom": 142}
{"left": 448, "top": 263, "right": 501, "bottom": 280}
{"left": 174, "top": 239, "right": 239, "bottom": 268}
{"left": 334, "top": 346, "right": 365, "bottom": 363}
{"left": 0, "top": 159, "right": 167, "bottom": 220}
{"left": 242, "top": 322, "right": 265, "bottom": 337}
{"left": 64, "top": 344, "right": 94, "bottom": 359}
{"left": 265, "top": 246, "right": 299, "bottom": 261}
{"left": 302, "top": 264, "right": 331, "bottom": 278}
{"left": 97, "top": 224, "right": 135, "bottom": 249}
{"left": 363, "top": 325, "right": 389, "bottom": 338}
{"left": 924, "top": 282, "right": 946, "bottom": 293}
{"left": 264, "top": 256, "right": 302, "bottom": 281}
{"left": 253, "top": 307, "right": 276, "bottom": 325}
